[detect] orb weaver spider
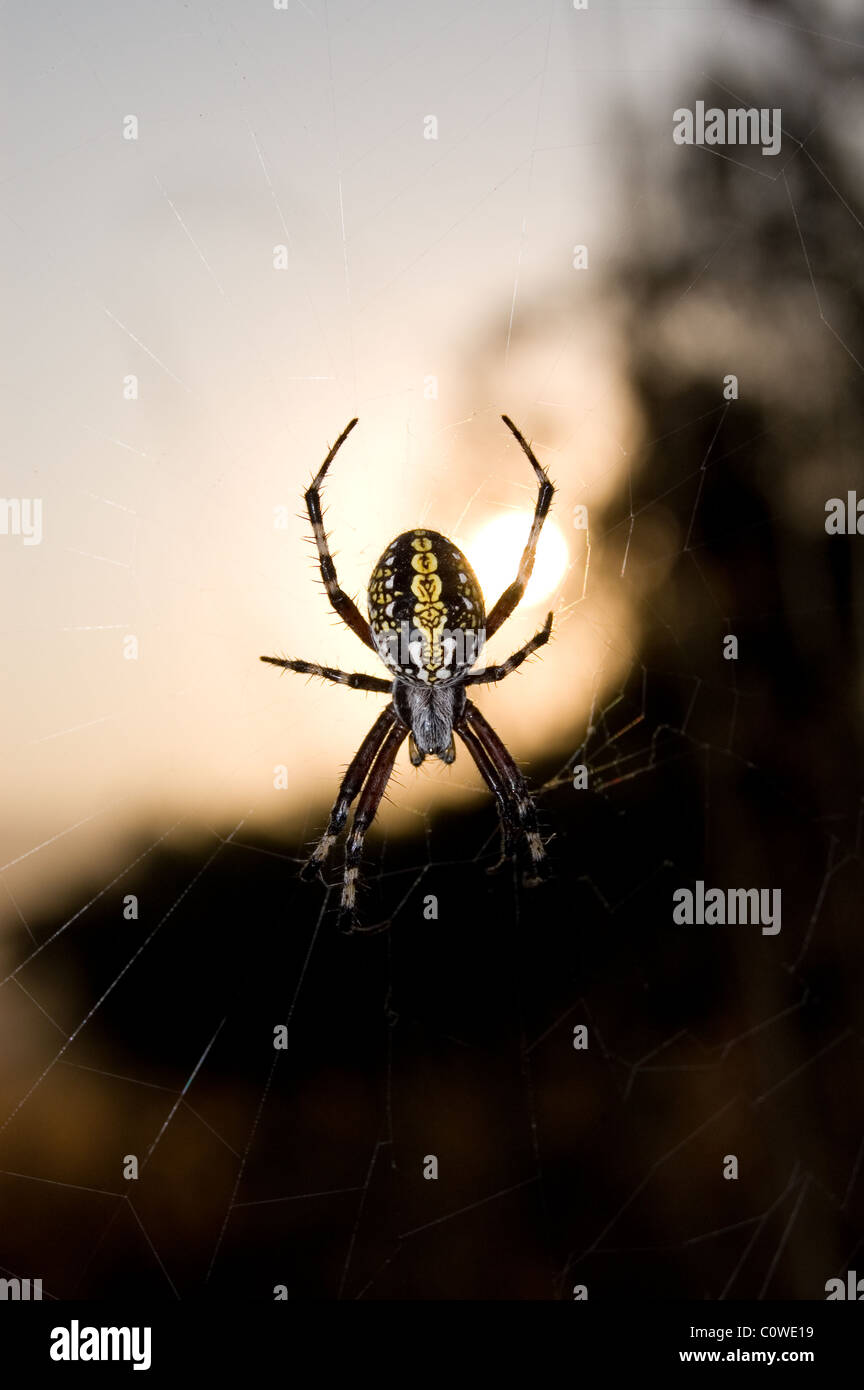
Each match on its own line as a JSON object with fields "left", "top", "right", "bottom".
{"left": 261, "top": 415, "right": 555, "bottom": 928}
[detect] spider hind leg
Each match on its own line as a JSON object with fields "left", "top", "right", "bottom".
{"left": 304, "top": 417, "right": 377, "bottom": 653}
{"left": 484, "top": 417, "right": 555, "bottom": 641}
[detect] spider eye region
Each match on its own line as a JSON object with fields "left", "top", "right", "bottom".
{"left": 368, "top": 529, "right": 486, "bottom": 683}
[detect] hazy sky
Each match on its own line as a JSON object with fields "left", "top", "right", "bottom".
{"left": 1, "top": 1, "right": 753, "bottom": 921}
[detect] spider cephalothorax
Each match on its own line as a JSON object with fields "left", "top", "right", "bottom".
{"left": 261, "top": 415, "right": 555, "bottom": 928}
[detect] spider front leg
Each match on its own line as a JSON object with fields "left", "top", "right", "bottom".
{"left": 300, "top": 706, "right": 397, "bottom": 881}
{"left": 304, "top": 417, "right": 377, "bottom": 652}
{"left": 458, "top": 699, "right": 549, "bottom": 883}
{"left": 457, "top": 719, "right": 519, "bottom": 873}
{"left": 465, "top": 611, "right": 553, "bottom": 686}
{"left": 340, "top": 720, "right": 408, "bottom": 929}
{"left": 485, "top": 416, "right": 555, "bottom": 640}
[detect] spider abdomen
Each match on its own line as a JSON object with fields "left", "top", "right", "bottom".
{"left": 368, "top": 529, "right": 486, "bottom": 684}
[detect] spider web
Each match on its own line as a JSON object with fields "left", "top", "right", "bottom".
{"left": 0, "top": 0, "right": 862, "bottom": 1302}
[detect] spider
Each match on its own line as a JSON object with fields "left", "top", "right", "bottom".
{"left": 261, "top": 415, "right": 555, "bottom": 928}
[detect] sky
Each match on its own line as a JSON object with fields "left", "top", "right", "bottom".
{"left": 0, "top": 0, "right": 772, "bottom": 923}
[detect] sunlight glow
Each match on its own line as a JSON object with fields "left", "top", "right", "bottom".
{"left": 468, "top": 514, "right": 569, "bottom": 610}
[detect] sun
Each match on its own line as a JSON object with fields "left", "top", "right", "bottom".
{"left": 468, "top": 512, "right": 569, "bottom": 609}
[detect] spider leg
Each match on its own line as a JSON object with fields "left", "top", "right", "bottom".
{"left": 304, "top": 417, "right": 377, "bottom": 652}
{"left": 301, "top": 705, "right": 398, "bottom": 881}
{"left": 340, "top": 719, "right": 409, "bottom": 928}
{"left": 260, "top": 655, "right": 391, "bottom": 693}
{"left": 456, "top": 719, "right": 519, "bottom": 873}
{"left": 464, "top": 611, "right": 553, "bottom": 686}
{"left": 485, "top": 416, "right": 555, "bottom": 640}
{"left": 459, "top": 698, "right": 548, "bottom": 883}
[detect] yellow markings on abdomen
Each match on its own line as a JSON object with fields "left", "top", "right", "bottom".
{"left": 410, "top": 533, "right": 448, "bottom": 679}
